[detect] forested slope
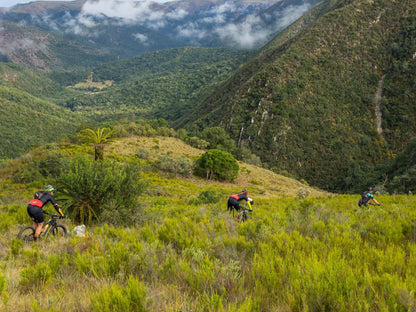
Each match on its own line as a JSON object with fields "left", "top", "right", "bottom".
{"left": 177, "top": 0, "right": 416, "bottom": 193}
{"left": 0, "top": 86, "right": 86, "bottom": 158}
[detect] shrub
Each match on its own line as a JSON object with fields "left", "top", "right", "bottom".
{"left": 195, "top": 149, "right": 239, "bottom": 182}
{"left": 297, "top": 187, "right": 311, "bottom": 200}
{"left": 189, "top": 190, "right": 224, "bottom": 205}
{"left": 137, "top": 148, "right": 152, "bottom": 160}
{"left": 57, "top": 155, "right": 146, "bottom": 225}
{"left": 91, "top": 276, "right": 147, "bottom": 312}
{"left": 19, "top": 263, "right": 54, "bottom": 290}
{"left": 155, "top": 154, "right": 193, "bottom": 177}
{"left": 188, "top": 137, "right": 209, "bottom": 149}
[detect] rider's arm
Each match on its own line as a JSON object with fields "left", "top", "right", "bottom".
{"left": 44, "top": 194, "right": 65, "bottom": 217}
{"left": 246, "top": 197, "right": 253, "bottom": 210}
{"left": 373, "top": 198, "right": 381, "bottom": 205}
{"left": 53, "top": 204, "right": 64, "bottom": 217}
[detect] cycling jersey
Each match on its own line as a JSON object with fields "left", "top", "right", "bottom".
{"left": 228, "top": 192, "right": 249, "bottom": 212}
{"left": 358, "top": 192, "right": 374, "bottom": 207}
{"left": 27, "top": 192, "right": 64, "bottom": 217}
{"left": 230, "top": 192, "right": 249, "bottom": 202}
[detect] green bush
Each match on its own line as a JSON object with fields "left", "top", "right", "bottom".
{"left": 57, "top": 155, "right": 146, "bottom": 225}
{"left": 136, "top": 148, "right": 152, "bottom": 160}
{"left": 155, "top": 154, "right": 193, "bottom": 177}
{"left": 189, "top": 190, "right": 224, "bottom": 205}
{"left": 19, "top": 263, "right": 54, "bottom": 290}
{"left": 91, "top": 276, "right": 147, "bottom": 312}
{"left": 195, "top": 149, "right": 239, "bottom": 182}
{"left": 188, "top": 136, "right": 209, "bottom": 149}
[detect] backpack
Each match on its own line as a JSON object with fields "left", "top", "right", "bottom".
{"left": 34, "top": 191, "right": 46, "bottom": 200}
{"left": 358, "top": 192, "right": 371, "bottom": 206}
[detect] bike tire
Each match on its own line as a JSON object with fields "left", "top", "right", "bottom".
{"left": 51, "top": 224, "right": 67, "bottom": 237}
{"left": 17, "top": 226, "right": 36, "bottom": 243}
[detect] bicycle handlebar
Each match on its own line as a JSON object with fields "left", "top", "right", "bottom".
{"left": 43, "top": 211, "right": 63, "bottom": 218}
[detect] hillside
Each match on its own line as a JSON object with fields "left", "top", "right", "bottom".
{"left": 108, "top": 136, "right": 327, "bottom": 197}
{"left": 0, "top": 20, "right": 115, "bottom": 71}
{"left": 1, "top": 130, "right": 416, "bottom": 311}
{"left": 49, "top": 47, "right": 253, "bottom": 121}
{"left": 176, "top": 0, "right": 416, "bottom": 193}
{"left": 0, "top": 85, "right": 87, "bottom": 158}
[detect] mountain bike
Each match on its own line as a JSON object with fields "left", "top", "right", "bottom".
{"left": 17, "top": 211, "right": 67, "bottom": 243}
{"left": 238, "top": 207, "right": 252, "bottom": 223}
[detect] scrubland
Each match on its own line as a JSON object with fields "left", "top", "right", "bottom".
{"left": 0, "top": 136, "right": 415, "bottom": 311}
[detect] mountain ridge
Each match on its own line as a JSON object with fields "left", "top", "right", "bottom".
{"left": 176, "top": 0, "right": 416, "bottom": 192}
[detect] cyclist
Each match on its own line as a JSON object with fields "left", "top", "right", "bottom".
{"left": 227, "top": 189, "right": 253, "bottom": 222}
{"left": 358, "top": 187, "right": 381, "bottom": 207}
{"left": 27, "top": 185, "right": 65, "bottom": 240}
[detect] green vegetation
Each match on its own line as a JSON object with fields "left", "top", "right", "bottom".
{"left": 1, "top": 0, "right": 414, "bottom": 196}
{"left": 57, "top": 155, "right": 145, "bottom": 225}
{"left": 78, "top": 127, "right": 116, "bottom": 161}
{"left": 177, "top": 0, "right": 416, "bottom": 194}
{"left": 0, "top": 85, "right": 87, "bottom": 158}
{"left": 195, "top": 149, "right": 239, "bottom": 182}
{"left": 51, "top": 47, "right": 251, "bottom": 121}
{"left": 0, "top": 131, "right": 415, "bottom": 310}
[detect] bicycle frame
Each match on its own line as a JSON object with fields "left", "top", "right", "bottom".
{"left": 17, "top": 211, "right": 67, "bottom": 243}
{"left": 41, "top": 212, "right": 59, "bottom": 237}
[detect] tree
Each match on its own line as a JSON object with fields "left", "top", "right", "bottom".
{"left": 78, "top": 127, "right": 115, "bottom": 161}
{"left": 201, "top": 127, "right": 236, "bottom": 152}
{"left": 195, "top": 149, "right": 239, "bottom": 182}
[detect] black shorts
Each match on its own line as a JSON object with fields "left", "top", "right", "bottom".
{"left": 27, "top": 205, "right": 44, "bottom": 223}
{"left": 227, "top": 197, "right": 241, "bottom": 212}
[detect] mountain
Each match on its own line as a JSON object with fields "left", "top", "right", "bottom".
{"left": 0, "top": 87, "right": 86, "bottom": 158}
{"left": 0, "top": 0, "right": 321, "bottom": 71}
{"left": 0, "top": 62, "right": 89, "bottom": 158}
{"left": 49, "top": 46, "right": 253, "bottom": 121}
{"left": 176, "top": 0, "right": 416, "bottom": 193}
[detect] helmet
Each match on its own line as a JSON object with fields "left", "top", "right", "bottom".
{"left": 368, "top": 187, "right": 373, "bottom": 191}
{"left": 45, "top": 185, "right": 56, "bottom": 192}
{"left": 242, "top": 189, "right": 248, "bottom": 194}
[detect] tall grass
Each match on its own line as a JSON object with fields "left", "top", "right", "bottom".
{"left": 1, "top": 193, "right": 416, "bottom": 311}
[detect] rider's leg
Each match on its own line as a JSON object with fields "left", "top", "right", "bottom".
{"left": 236, "top": 209, "right": 242, "bottom": 222}
{"left": 34, "top": 222, "right": 44, "bottom": 239}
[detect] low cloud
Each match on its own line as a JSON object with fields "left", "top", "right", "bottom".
{"left": 133, "top": 32, "right": 151, "bottom": 45}
{"left": 214, "top": 3, "right": 313, "bottom": 49}
{"left": 79, "top": 0, "right": 186, "bottom": 27}
{"left": 26, "top": 0, "right": 314, "bottom": 50}
{"left": 0, "top": 37, "right": 42, "bottom": 54}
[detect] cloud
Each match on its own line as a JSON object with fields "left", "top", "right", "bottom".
{"left": 79, "top": 0, "right": 186, "bottom": 26}
{"left": 0, "top": 37, "right": 43, "bottom": 54}
{"left": 213, "top": 3, "right": 313, "bottom": 49}
{"left": 19, "top": 0, "right": 314, "bottom": 50}
{"left": 133, "top": 32, "right": 151, "bottom": 45}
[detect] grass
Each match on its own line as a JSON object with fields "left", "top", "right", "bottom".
{"left": 3, "top": 134, "right": 414, "bottom": 311}
{"left": 108, "top": 136, "right": 329, "bottom": 198}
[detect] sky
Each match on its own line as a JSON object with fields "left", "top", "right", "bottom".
{"left": 1, "top": 0, "right": 170, "bottom": 8}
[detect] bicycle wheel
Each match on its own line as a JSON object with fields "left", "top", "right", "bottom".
{"left": 241, "top": 213, "right": 248, "bottom": 222}
{"left": 51, "top": 224, "right": 67, "bottom": 237}
{"left": 17, "top": 226, "right": 36, "bottom": 243}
